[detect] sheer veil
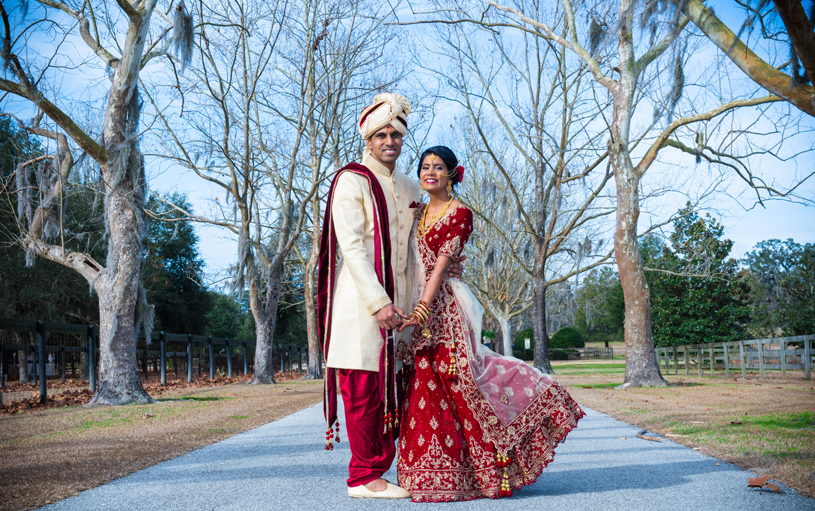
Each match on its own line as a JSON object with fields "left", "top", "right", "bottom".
{"left": 409, "top": 232, "right": 555, "bottom": 426}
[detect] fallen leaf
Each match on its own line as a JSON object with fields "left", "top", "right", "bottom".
{"left": 765, "top": 482, "right": 781, "bottom": 494}
{"left": 748, "top": 473, "right": 769, "bottom": 488}
{"left": 716, "top": 462, "right": 720, "bottom": 466}
{"left": 619, "top": 437, "right": 627, "bottom": 440}
{"left": 142, "top": 412, "right": 155, "bottom": 419}
{"left": 730, "top": 420, "right": 743, "bottom": 425}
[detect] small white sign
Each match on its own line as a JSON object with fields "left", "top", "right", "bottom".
{"left": 524, "top": 338, "right": 531, "bottom": 350}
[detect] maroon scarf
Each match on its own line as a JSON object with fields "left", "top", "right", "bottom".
{"left": 317, "top": 163, "right": 396, "bottom": 448}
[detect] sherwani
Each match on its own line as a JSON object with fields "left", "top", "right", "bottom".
{"left": 326, "top": 152, "right": 421, "bottom": 371}
{"left": 325, "top": 152, "right": 421, "bottom": 487}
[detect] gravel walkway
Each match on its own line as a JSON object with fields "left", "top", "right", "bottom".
{"left": 42, "top": 403, "right": 813, "bottom": 511}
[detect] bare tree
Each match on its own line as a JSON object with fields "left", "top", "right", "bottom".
{"left": 490, "top": 0, "right": 806, "bottom": 387}
{"left": 402, "top": 4, "right": 617, "bottom": 373}
{"left": 148, "top": 0, "right": 400, "bottom": 383}
{"left": 0, "top": 0, "right": 195, "bottom": 404}
{"left": 461, "top": 155, "right": 532, "bottom": 355}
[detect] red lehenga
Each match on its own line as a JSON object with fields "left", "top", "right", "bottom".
{"left": 396, "top": 204, "right": 584, "bottom": 502}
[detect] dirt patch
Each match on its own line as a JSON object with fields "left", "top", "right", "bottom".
{"left": 555, "top": 372, "right": 815, "bottom": 498}
{"left": 0, "top": 376, "right": 324, "bottom": 511}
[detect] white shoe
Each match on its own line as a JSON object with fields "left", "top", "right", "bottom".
{"left": 347, "top": 482, "right": 411, "bottom": 499}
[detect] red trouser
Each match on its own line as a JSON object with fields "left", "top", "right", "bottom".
{"left": 338, "top": 369, "right": 396, "bottom": 487}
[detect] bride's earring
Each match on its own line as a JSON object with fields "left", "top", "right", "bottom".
{"left": 446, "top": 181, "right": 452, "bottom": 198}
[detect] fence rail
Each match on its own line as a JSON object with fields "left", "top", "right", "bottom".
{"left": 655, "top": 334, "right": 814, "bottom": 379}
{"left": 0, "top": 317, "right": 313, "bottom": 405}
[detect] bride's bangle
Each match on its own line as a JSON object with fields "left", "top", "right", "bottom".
{"left": 412, "top": 302, "right": 430, "bottom": 324}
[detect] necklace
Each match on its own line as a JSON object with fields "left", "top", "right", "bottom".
{"left": 417, "top": 198, "right": 454, "bottom": 238}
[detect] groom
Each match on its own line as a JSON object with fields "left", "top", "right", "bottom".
{"left": 317, "top": 93, "right": 461, "bottom": 498}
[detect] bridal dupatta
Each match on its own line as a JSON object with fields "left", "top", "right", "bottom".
{"left": 407, "top": 211, "right": 563, "bottom": 454}
{"left": 317, "top": 163, "right": 396, "bottom": 449}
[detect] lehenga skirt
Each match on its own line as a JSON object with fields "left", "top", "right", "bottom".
{"left": 397, "top": 340, "right": 584, "bottom": 502}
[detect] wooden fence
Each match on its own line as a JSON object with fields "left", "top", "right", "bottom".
{"left": 655, "top": 334, "right": 814, "bottom": 379}
{"left": 0, "top": 317, "right": 312, "bottom": 405}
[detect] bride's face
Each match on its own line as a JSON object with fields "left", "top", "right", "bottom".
{"left": 419, "top": 154, "right": 450, "bottom": 194}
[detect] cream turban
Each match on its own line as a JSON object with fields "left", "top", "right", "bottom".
{"left": 358, "top": 93, "right": 411, "bottom": 139}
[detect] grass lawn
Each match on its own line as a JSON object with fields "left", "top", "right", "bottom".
{"left": 0, "top": 377, "right": 323, "bottom": 511}
{"left": 550, "top": 359, "right": 815, "bottom": 497}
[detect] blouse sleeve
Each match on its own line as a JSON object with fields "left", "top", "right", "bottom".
{"left": 438, "top": 208, "right": 473, "bottom": 260}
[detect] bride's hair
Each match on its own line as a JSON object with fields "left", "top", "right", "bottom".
{"left": 417, "top": 146, "right": 461, "bottom": 188}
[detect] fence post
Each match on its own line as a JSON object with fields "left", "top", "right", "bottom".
{"left": 709, "top": 344, "right": 715, "bottom": 375}
{"left": 208, "top": 336, "right": 215, "bottom": 380}
{"left": 187, "top": 334, "right": 193, "bottom": 383}
{"left": 36, "top": 321, "right": 47, "bottom": 404}
{"left": 226, "top": 339, "right": 233, "bottom": 378}
{"left": 288, "top": 345, "right": 293, "bottom": 373}
{"left": 739, "top": 341, "right": 746, "bottom": 378}
{"left": 280, "top": 344, "right": 284, "bottom": 373}
{"left": 87, "top": 325, "right": 96, "bottom": 393}
{"left": 723, "top": 343, "right": 730, "bottom": 378}
{"left": 243, "top": 341, "right": 248, "bottom": 376}
{"left": 697, "top": 345, "right": 703, "bottom": 377}
{"left": 60, "top": 344, "right": 66, "bottom": 383}
{"left": 780, "top": 339, "right": 786, "bottom": 379}
{"left": 805, "top": 337, "right": 812, "bottom": 380}
{"left": 758, "top": 339, "right": 765, "bottom": 378}
{"left": 298, "top": 346, "right": 302, "bottom": 375}
{"left": 160, "top": 332, "right": 167, "bottom": 387}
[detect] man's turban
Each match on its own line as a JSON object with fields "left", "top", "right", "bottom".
{"left": 358, "top": 93, "right": 411, "bottom": 140}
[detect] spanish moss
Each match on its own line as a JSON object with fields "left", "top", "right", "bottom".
{"left": 172, "top": 1, "right": 194, "bottom": 70}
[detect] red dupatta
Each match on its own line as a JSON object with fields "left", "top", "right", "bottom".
{"left": 316, "top": 163, "right": 396, "bottom": 450}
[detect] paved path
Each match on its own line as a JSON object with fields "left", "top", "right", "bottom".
{"left": 43, "top": 403, "right": 813, "bottom": 511}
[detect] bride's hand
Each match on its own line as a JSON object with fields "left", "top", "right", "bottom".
{"left": 398, "top": 316, "right": 421, "bottom": 332}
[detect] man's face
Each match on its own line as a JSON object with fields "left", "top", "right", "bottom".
{"left": 366, "top": 125, "right": 403, "bottom": 168}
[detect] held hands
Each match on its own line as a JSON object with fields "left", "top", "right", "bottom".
{"left": 398, "top": 315, "right": 421, "bottom": 332}
{"left": 374, "top": 304, "right": 408, "bottom": 331}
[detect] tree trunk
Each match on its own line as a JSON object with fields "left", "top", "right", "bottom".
{"left": 499, "top": 316, "right": 513, "bottom": 356}
{"left": 16, "top": 344, "right": 29, "bottom": 383}
{"left": 532, "top": 272, "right": 553, "bottom": 373}
{"left": 89, "top": 188, "right": 153, "bottom": 405}
{"left": 251, "top": 268, "right": 281, "bottom": 384}
{"left": 613, "top": 166, "right": 667, "bottom": 387}
{"left": 303, "top": 246, "right": 322, "bottom": 379}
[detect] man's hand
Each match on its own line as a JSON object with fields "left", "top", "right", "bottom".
{"left": 446, "top": 254, "right": 467, "bottom": 280}
{"left": 375, "top": 304, "right": 407, "bottom": 331}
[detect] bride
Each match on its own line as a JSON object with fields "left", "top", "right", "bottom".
{"left": 395, "top": 146, "right": 584, "bottom": 502}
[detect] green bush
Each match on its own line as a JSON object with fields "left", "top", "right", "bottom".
{"left": 512, "top": 348, "right": 534, "bottom": 361}
{"left": 550, "top": 326, "right": 585, "bottom": 349}
{"left": 550, "top": 349, "right": 570, "bottom": 360}
{"left": 513, "top": 328, "right": 534, "bottom": 351}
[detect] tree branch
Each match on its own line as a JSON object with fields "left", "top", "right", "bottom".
{"left": 684, "top": 0, "right": 815, "bottom": 117}
{"left": 635, "top": 95, "right": 782, "bottom": 176}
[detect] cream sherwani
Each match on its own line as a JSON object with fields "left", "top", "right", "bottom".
{"left": 326, "top": 153, "right": 421, "bottom": 372}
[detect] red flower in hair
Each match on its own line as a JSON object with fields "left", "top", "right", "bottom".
{"left": 456, "top": 166, "right": 465, "bottom": 183}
